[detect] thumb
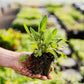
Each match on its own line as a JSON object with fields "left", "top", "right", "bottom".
{"left": 18, "top": 52, "right": 33, "bottom": 60}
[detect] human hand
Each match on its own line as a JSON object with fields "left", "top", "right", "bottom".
{"left": 12, "top": 52, "right": 54, "bottom": 80}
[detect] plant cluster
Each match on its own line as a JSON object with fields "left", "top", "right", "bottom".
{"left": 0, "top": 29, "right": 21, "bottom": 50}
{"left": 70, "top": 39, "right": 84, "bottom": 65}
{"left": 12, "top": 7, "right": 42, "bottom": 32}
{"left": 46, "top": 4, "right": 63, "bottom": 14}
{"left": 17, "top": 7, "right": 42, "bottom": 20}
{"left": 19, "top": 15, "right": 67, "bottom": 63}
{"left": 47, "top": 4, "right": 84, "bottom": 31}
{"left": 12, "top": 18, "right": 40, "bottom": 31}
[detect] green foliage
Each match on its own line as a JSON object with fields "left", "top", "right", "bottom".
{"left": 17, "top": 7, "right": 42, "bottom": 20}
{"left": 24, "top": 15, "right": 67, "bottom": 59}
{"left": 47, "top": 28, "right": 67, "bottom": 39}
{"left": 45, "top": 3, "right": 63, "bottom": 8}
{"left": 12, "top": 18, "right": 40, "bottom": 32}
{"left": 0, "top": 28, "right": 21, "bottom": 50}
{"left": 69, "top": 8, "right": 84, "bottom": 21}
{"left": 40, "top": 15, "right": 47, "bottom": 32}
{"left": 24, "top": 24, "right": 30, "bottom": 36}
{"left": 70, "top": 39, "right": 84, "bottom": 65}
{"left": 0, "top": 67, "right": 31, "bottom": 84}
{"left": 0, "top": 27, "right": 68, "bottom": 84}
{"left": 53, "top": 5, "right": 84, "bottom": 31}
{"left": 70, "top": 39, "right": 84, "bottom": 52}
{"left": 80, "top": 66, "right": 84, "bottom": 76}
{"left": 46, "top": 3, "right": 63, "bottom": 14}
{"left": 12, "top": 7, "right": 42, "bottom": 32}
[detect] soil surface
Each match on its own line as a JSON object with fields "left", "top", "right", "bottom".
{"left": 0, "top": 8, "right": 19, "bottom": 29}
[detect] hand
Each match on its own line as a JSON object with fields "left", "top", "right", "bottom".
{"left": 12, "top": 52, "right": 54, "bottom": 80}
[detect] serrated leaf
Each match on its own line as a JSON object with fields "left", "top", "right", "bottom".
{"left": 19, "top": 55, "right": 29, "bottom": 63}
{"left": 24, "top": 24, "right": 30, "bottom": 36}
{"left": 52, "top": 28, "right": 57, "bottom": 38}
{"left": 40, "top": 15, "right": 47, "bottom": 32}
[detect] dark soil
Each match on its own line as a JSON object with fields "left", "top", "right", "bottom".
{"left": 27, "top": 53, "right": 54, "bottom": 76}
{"left": 0, "top": 8, "right": 19, "bottom": 29}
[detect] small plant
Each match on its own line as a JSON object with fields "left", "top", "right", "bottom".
{"left": 19, "top": 15, "right": 67, "bottom": 76}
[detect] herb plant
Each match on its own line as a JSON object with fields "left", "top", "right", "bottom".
{"left": 19, "top": 15, "right": 67, "bottom": 76}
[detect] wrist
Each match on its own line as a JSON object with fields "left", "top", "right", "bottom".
{"left": 0, "top": 48, "right": 20, "bottom": 68}
{"left": 5, "top": 52, "right": 20, "bottom": 68}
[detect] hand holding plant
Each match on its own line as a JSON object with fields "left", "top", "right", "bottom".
{"left": 0, "top": 48, "right": 53, "bottom": 80}
{"left": 12, "top": 52, "right": 54, "bottom": 80}
{"left": 0, "top": 15, "right": 67, "bottom": 80}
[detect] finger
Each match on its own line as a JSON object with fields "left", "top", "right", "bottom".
{"left": 30, "top": 74, "right": 41, "bottom": 79}
{"left": 47, "top": 74, "right": 52, "bottom": 79}
{"left": 18, "top": 52, "right": 33, "bottom": 59}
{"left": 40, "top": 76, "right": 47, "bottom": 80}
{"left": 50, "top": 66, "right": 54, "bottom": 71}
{"left": 21, "top": 69, "right": 29, "bottom": 75}
{"left": 20, "top": 52, "right": 33, "bottom": 56}
{"left": 25, "top": 71, "right": 32, "bottom": 77}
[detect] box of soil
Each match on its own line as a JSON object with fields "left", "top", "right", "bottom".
{"left": 54, "top": 15, "right": 84, "bottom": 39}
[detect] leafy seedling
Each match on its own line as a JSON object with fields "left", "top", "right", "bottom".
{"left": 19, "top": 15, "right": 67, "bottom": 76}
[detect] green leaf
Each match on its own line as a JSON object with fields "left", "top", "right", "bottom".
{"left": 51, "top": 42, "right": 57, "bottom": 48}
{"left": 54, "top": 54, "right": 58, "bottom": 60}
{"left": 56, "top": 39, "right": 62, "bottom": 43}
{"left": 19, "top": 55, "right": 29, "bottom": 63}
{"left": 47, "top": 49, "right": 55, "bottom": 56}
{"left": 53, "top": 49, "right": 58, "bottom": 59}
{"left": 62, "top": 39, "right": 69, "bottom": 42}
{"left": 38, "top": 24, "right": 40, "bottom": 32}
{"left": 61, "top": 52, "right": 68, "bottom": 59}
{"left": 40, "top": 15, "right": 47, "bottom": 32}
{"left": 30, "top": 27, "right": 39, "bottom": 41}
{"left": 44, "top": 33, "right": 52, "bottom": 43}
{"left": 64, "top": 55, "right": 68, "bottom": 59}
{"left": 47, "top": 49, "right": 58, "bottom": 59}
{"left": 30, "top": 27, "right": 36, "bottom": 35}
{"left": 31, "top": 42, "right": 38, "bottom": 50}
{"left": 52, "top": 28, "right": 57, "bottom": 38}
{"left": 24, "top": 24, "right": 30, "bottom": 36}
{"left": 34, "top": 49, "right": 42, "bottom": 57}
{"left": 28, "top": 36, "right": 34, "bottom": 41}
